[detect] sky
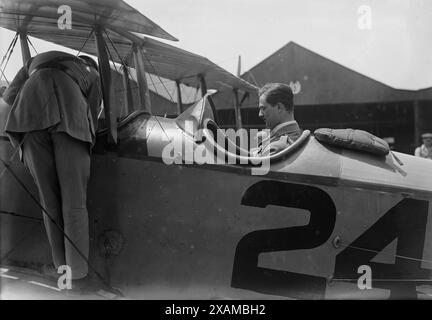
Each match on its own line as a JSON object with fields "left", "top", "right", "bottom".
{"left": 1, "top": 0, "right": 432, "bottom": 90}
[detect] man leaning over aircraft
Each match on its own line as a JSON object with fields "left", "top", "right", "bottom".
{"left": 3, "top": 51, "right": 101, "bottom": 289}
{"left": 253, "top": 83, "right": 302, "bottom": 156}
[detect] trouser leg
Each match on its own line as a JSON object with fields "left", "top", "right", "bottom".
{"left": 52, "top": 132, "right": 90, "bottom": 280}
{"left": 22, "top": 130, "right": 66, "bottom": 268}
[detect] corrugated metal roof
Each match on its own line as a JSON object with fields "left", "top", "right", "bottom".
{"left": 241, "top": 41, "right": 431, "bottom": 106}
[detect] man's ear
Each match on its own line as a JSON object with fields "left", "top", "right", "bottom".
{"left": 276, "top": 102, "right": 284, "bottom": 112}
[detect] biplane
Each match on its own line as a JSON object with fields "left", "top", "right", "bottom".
{"left": 0, "top": 0, "right": 431, "bottom": 300}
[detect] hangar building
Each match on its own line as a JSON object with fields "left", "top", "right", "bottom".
{"left": 213, "top": 42, "right": 432, "bottom": 154}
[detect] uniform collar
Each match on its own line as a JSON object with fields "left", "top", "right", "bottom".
{"left": 271, "top": 120, "right": 298, "bottom": 136}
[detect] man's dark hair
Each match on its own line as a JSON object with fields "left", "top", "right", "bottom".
{"left": 78, "top": 55, "right": 98, "bottom": 71}
{"left": 259, "top": 83, "right": 294, "bottom": 112}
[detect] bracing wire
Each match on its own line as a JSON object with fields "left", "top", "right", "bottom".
{"left": 0, "top": 32, "right": 19, "bottom": 71}
{"left": 339, "top": 242, "right": 432, "bottom": 265}
{"left": 0, "top": 69, "right": 9, "bottom": 85}
{"left": 102, "top": 32, "right": 119, "bottom": 74}
{"left": 102, "top": 30, "right": 141, "bottom": 94}
{"left": 76, "top": 28, "right": 94, "bottom": 56}
{"left": 0, "top": 33, "right": 19, "bottom": 84}
{"left": 100, "top": 31, "right": 172, "bottom": 141}
{"left": 141, "top": 52, "right": 175, "bottom": 103}
{"left": 26, "top": 35, "right": 38, "bottom": 55}
{"left": 0, "top": 209, "right": 43, "bottom": 222}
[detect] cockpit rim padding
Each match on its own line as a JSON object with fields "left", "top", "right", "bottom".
{"left": 97, "top": 110, "right": 150, "bottom": 135}
{"left": 202, "top": 118, "right": 311, "bottom": 164}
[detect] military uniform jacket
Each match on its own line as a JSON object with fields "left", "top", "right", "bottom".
{"left": 3, "top": 51, "right": 101, "bottom": 149}
{"left": 255, "top": 121, "right": 302, "bottom": 156}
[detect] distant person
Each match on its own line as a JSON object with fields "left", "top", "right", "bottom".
{"left": 415, "top": 133, "right": 432, "bottom": 160}
{"left": 253, "top": 83, "right": 302, "bottom": 155}
{"left": 3, "top": 51, "right": 101, "bottom": 287}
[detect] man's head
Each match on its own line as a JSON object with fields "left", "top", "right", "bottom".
{"left": 258, "top": 83, "right": 294, "bottom": 130}
{"left": 422, "top": 133, "right": 432, "bottom": 148}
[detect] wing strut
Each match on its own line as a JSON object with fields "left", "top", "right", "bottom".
{"left": 121, "top": 65, "right": 134, "bottom": 115}
{"left": 175, "top": 80, "right": 183, "bottom": 115}
{"left": 18, "top": 31, "right": 31, "bottom": 65}
{"left": 239, "top": 91, "right": 249, "bottom": 106}
{"left": 233, "top": 88, "right": 243, "bottom": 130}
{"left": 94, "top": 25, "right": 117, "bottom": 144}
{"left": 132, "top": 44, "right": 152, "bottom": 114}
{"left": 198, "top": 74, "right": 218, "bottom": 123}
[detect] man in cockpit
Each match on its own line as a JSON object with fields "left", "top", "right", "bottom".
{"left": 254, "top": 83, "right": 302, "bottom": 156}
{"left": 3, "top": 51, "right": 101, "bottom": 289}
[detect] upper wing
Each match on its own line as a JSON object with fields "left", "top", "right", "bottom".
{"left": 0, "top": 0, "right": 178, "bottom": 41}
{"left": 0, "top": 0, "right": 257, "bottom": 94}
